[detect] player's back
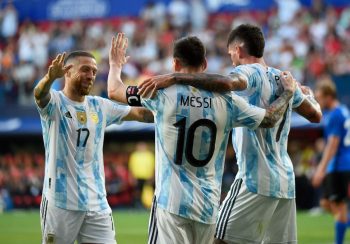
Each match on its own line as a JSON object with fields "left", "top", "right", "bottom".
{"left": 324, "top": 104, "right": 350, "bottom": 172}
{"left": 232, "top": 63, "right": 305, "bottom": 199}
{"left": 142, "top": 84, "right": 237, "bottom": 224}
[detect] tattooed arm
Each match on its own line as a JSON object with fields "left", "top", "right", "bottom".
{"left": 259, "top": 90, "right": 294, "bottom": 128}
{"left": 34, "top": 52, "right": 72, "bottom": 108}
{"left": 259, "top": 71, "right": 296, "bottom": 128}
{"left": 294, "top": 86, "right": 322, "bottom": 123}
{"left": 137, "top": 72, "right": 247, "bottom": 98}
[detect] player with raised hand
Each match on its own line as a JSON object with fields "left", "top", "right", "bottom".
{"left": 108, "top": 32, "right": 297, "bottom": 244}
{"left": 34, "top": 50, "right": 153, "bottom": 244}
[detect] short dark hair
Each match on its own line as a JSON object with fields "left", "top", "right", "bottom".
{"left": 173, "top": 36, "right": 206, "bottom": 68}
{"left": 64, "top": 51, "right": 95, "bottom": 64}
{"left": 316, "top": 80, "right": 337, "bottom": 99}
{"left": 227, "top": 24, "right": 265, "bottom": 58}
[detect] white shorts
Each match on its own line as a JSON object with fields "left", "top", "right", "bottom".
{"left": 148, "top": 197, "right": 215, "bottom": 244}
{"left": 40, "top": 195, "right": 116, "bottom": 244}
{"left": 215, "top": 179, "right": 297, "bottom": 244}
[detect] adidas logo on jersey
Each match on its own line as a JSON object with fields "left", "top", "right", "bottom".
{"left": 65, "top": 111, "right": 72, "bottom": 118}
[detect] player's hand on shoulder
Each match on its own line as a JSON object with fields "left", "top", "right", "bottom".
{"left": 109, "top": 32, "right": 130, "bottom": 68}
{"left": 47, "top": 52, "right": 73, "bottom": 81}
{"left": 280, "top": 71, "right": 296, "bottom": 93}
{"left": 138, "top": 74, "right": 175, "bottom": 98}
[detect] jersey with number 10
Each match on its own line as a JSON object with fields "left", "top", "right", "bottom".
{"left": 232, "top": 64, "right": 305, "bottom": 199}
{"left": 142, "top": 85, "right": 265, "bottom": 224}
{"left": 35, "top": 90, "right": 130, "bottom": 211}
{"left": 324, "top": 104, "right": 350, "bottom": 173}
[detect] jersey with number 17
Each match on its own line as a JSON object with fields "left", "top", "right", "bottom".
{"left": 142, "top": 85, "right": 266, "bottom": 224}
{"left": 35, "top": 90, "right": 130, "bottom": 212}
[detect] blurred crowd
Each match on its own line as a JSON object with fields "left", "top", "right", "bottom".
{"left": 0, "top": 0, "right": 349, "bottom": 105}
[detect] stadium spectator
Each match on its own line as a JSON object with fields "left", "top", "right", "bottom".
{"left": 128, "top": 142, "right": 155, "bottom": 208}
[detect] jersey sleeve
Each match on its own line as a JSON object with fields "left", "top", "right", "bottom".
{"left": 232, "top": 65, "right": 260, "bottom": 91}
{"left": 141, "top": 90, "right": 163, "bottom": 113}
{"left": 102, "top": 98, "right": 131, "bottom": 126}
{"left": 292, "top": 86, "right": 305, "bottom": 108}
{"left": 230, "top": 93, "right": 266, "bottom": 129}
{"left": 34, "top": 89, "right": 58, "bottom": 121}
{"left": 327, "top": 110, "right": 343, "bottom": 138}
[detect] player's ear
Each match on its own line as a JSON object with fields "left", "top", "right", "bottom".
{"left": 174, "top": 58, "right": 182, "bottom": 72}
{"left": 202, "top": 58, "right": 207, "bottom": 72}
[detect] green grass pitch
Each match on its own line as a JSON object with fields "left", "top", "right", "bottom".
{"left": 0, "top": 210, "right": 349, "bottom": 243}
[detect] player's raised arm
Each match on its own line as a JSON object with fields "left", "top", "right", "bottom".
{"left": 34, "top": 52, "right": 72, "bottom": 108}
{"left": 137, "top": 72, "right": 247, "bottom": 98}
{"left": 108, "top": 33, "right": 153, "bottom": 123}
{"left": 293, "top": 85, "right": 322, "bottom": 123}
{"left": 107, "top": 33, "right": 130, "bottom": 104}
{"left": 259, "top": 71, "right": 296, "bottom": 128}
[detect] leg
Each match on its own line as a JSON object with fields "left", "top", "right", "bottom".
{"left": 215, "top": 179, "right": 279, "bottom": 244}
{"left": 330, "top": 201, "right": 348, "bottom": 244}
{"left": 192, "top": 220, "right": 215, "bottom": 244}
{"left": 263, "top": 198, "right": 297, "bottom": 244}
{"left": 156, "top": 207, "right": 192, "bottom": 244}
{"left": 40, "top": 196, "right": 84, "bottom": 244}
{"left": 77, "top": 211, "right": 116, "bottom": 244}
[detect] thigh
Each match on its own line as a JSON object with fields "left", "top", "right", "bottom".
{"left": 215, "top": 179, "right": 279, "bottom": 244}
{"left": 193, "top": 221, "right": 215, "bottom": 244}
{"left": 40, "top": 196, "right": 84, "bottom": 244}
{"left": 263, "top": 199, "right": 297, "bottom": 244}
{"left": 156, "top": 207, "right": 193, "bottom": 244}
{"left": 77, "top": 210, "right": 116, "bottom": 244}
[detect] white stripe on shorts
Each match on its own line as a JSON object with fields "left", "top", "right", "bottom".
{"left": 215, "top": 178, "right": 242, "bottom": 240}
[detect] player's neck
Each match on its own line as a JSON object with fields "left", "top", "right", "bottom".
{"left": 329, "top": 100, "right": 339, "bottom": 109}
{"left": 178, "top": 67, "right": 203, "bottom": 74}
{"left": 241, "top": 57, "right": 267, "bottom": 67}
{"left": 62, "top": 87, "right": 85, "bottom": 103}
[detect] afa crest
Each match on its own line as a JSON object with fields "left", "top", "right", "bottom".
{"left": 76, "top": 111, "right": 87, "bottom": 124}
{"left": 90, "top": 112, "right": 99, "bottom": 124}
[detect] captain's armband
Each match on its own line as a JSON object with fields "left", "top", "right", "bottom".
{"left": 126, "top": 86, "right": 142, "bottom": 107}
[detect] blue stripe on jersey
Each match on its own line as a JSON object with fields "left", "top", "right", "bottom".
{"left": 55, "top": 110, "right": 70, "bottom": 208}
{"left": 42, "top": 120, "right": 51, "bottom": 194}
{"left": 198, "top": 89, "right": 215, "bottom": 222}
{"left": 90, "top": 99, "right": 108, "bottom": 210}
{"left": 155, "top": 92, "right": 172, "bottom": 208}
{"left": 176, "top": 86, "right": 194, "bottom": 218}
{"left": 244, "top": 137, "right": 259, "bottom": 193}
{"left": 265, "top": 131, "right": 280, "bottom": 196}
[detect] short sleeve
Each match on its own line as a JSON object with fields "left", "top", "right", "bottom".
{"left": 327, "top": 110, "right": 343, "bottom": 138}
{"left": 230, "top": 93, "right": 266, "bottom": 129}
{"left": 34, "top": 89, "right": 58, "bottom": 121}
{"left": 232, "top": 65, "right": 259, "bottom": 91}
{"left": 102, "top": 99, "right": 131, "bottom": 126}
{"left": 292, "top": 86, "right": 305, "bottom": 109}
{"left": 141, "top": 90, "right": 163, "bottom": 112}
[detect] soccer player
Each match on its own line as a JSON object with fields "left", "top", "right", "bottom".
{"left": 312, "top": 81, "right": 350, "bottom": 244}
{"left": 108, "top": 33, "right": 297, "bottom": 244}
{"left": 138, "top": 24, "right": 322, "bottom": 244}
{"left": 33, "top": 51, "right": 153, "bottom": 244}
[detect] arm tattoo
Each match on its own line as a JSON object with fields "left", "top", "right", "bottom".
{"left": 260, "top": 90, "right": 293, "bottom": 128}
{"left": 174, "top": 72, "right": 247, "bottom": 92}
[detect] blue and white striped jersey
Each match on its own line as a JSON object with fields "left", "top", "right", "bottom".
{"left": 232, "top": 64, "right": 305, "bottom": 199}
{"left": 142, "top": 85, "right": 265, "bottom": 224}
{"left": 35, "top": 90, "right": 130, "bottom": 211}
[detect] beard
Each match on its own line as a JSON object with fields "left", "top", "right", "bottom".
{"left": 78, "top": 83, "right": 92, "bottom": 96}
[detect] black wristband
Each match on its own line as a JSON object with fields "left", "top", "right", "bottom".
{"left": 126, "top": 86, "right": 142, "bottom": 107}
